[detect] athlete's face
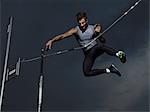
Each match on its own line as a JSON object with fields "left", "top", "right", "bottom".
{"left": 78, "top": 17, "right": 88, "bottom": 30}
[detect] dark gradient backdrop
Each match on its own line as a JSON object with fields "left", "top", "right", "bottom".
{"left": 1, "top": 0, "right": 149, "bottom": 111}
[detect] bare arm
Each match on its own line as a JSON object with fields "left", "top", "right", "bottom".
{"left": 46, "top": 28, "right": 77, "bottom": 49}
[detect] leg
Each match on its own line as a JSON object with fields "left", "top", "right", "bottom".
{"left": 83, "top": 47, "right": 106, "bottom": 77}
{"left": 98, "top": 44, "right": 126, "bottom": 63}
{"left": 98, "top": 44, "right": 117, "bottom": 56}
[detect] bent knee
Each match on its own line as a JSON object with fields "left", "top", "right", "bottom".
{"left": 83, "top": 71, "right": 92, "bottom": 77}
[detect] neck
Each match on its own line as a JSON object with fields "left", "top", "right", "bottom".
{"left": 79, "top": 25, "right": 88, "bottom": 33}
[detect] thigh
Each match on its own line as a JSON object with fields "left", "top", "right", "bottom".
{"left": 91, "top": 44, "right": 105, "bottom": 57}
{"left": 98, "top": 44, "right": 116, "bottom": 52}
{"left": 83, "top": 51, "right": 96, "bottom": 72}
{"left": 97, "top": 43, "right": 117, "bottom": 56}
{"left": 83, "top": 45, "right": 103, "bottom": 72}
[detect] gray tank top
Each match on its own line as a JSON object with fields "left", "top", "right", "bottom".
{"left": 75, "top": 25, "right": 97, "bottom": 51}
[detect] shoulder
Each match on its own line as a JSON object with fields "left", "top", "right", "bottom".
{"left": 68, "top": 27, "right": 78, "bottom": 34}
{"left": 89, "top": 24, "right": 101, "bottom": 29}
{"left": 87, "top": 25, "right": 94, "bottom": 30}
{"left": 74, "top": 26, "right": 79, "bottom": 31}
{"left": 89, "top": 24, "right": 94, "bottom": 27}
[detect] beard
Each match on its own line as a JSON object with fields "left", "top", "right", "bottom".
{"left": 79, "top": 24, "right": 88, "bottom": 32}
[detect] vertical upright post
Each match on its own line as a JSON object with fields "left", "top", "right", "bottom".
{"left": 0, "top": 17, "right": 13, "bottom": 112}
{"left": 38, "top": 49, "right": 45, "bottom": 112}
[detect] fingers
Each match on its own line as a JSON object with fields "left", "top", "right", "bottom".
{"left": 45, "top": 46, "right": 50, "bottom": 51}
{"left": 45, "top": 40, "right": 52, "bottom": 50}
{"left": 46, "top": 43, "right": 50, "bottom": 49}
{"left": 95, "top": 24, "right": 100, "bottom": 27}
{"left": 94, "top": 24, "right": 100, "bottom": 28}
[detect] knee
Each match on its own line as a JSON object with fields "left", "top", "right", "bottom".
{"left": 83, "top": 71, "right": 91, "bottom": 77}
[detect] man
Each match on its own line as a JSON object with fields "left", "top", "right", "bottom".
{"left": 46, "top": 12, "right": 126, "bottom": 77}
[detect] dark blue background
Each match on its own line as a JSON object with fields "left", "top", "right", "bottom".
{"left": 1, "top": 0, "right": 149, "bottom": 111}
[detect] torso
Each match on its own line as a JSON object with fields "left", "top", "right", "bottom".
{"left": 75, "top": 25, "right": 97, "bottom": 51}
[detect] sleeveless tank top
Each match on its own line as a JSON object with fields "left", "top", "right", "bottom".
{"left": 75, "top": 25, "right": 97, "bottom": 51}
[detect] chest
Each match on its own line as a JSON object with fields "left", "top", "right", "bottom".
{"left": 77, "top": 26, "right": 94, "bottom": 40}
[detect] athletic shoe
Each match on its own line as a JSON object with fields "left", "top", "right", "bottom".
{"left": 117, "top": 51, "right": 126, "bottom": 63}
{"left": 109, "top": 64, "right": 121, "bottom": 77}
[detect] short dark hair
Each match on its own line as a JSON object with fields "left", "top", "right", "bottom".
{"left": 76, "top": 12, "right": 87, "bottom": 22}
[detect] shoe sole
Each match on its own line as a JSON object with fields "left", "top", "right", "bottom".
{"left": 111, "top": 64, "right": 121, "bottom": 76}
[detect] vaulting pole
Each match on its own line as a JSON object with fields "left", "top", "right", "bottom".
{"left": 19, "top": 0, "right": 142, "bottom": 63}
{"left": 85, "top": 0, "right": 142, "bottom": 48}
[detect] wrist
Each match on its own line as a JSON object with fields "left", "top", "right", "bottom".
{"left": 50, "top": 39, "right": 54, "bottom": 43}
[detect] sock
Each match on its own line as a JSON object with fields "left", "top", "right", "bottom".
{"left": 116, "top": 51, "right": 119, "bottom": 57}
{"left": 106, "top": 68, "right": 110, "bottom": 73}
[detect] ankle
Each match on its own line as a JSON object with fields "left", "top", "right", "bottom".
{"left": 106, "top": 68, "right": 110, "bottom": 73}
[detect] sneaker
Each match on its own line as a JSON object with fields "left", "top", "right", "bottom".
{"left": 109, "top": 64, "right": 121, "bottom": 77}
{"left": 117, "top": 51, "right": 126, "bottom": 63}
